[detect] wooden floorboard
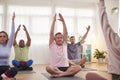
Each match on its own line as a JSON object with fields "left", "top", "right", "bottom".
{"left": 15, "top": 62, "right": 111, "bottom": 80}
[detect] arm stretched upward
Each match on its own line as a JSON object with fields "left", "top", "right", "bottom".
{"left": 13, "top": 24, "right": 21, "bottom": 46}
{"left": 23, "top": 25, "right": 31, "bottom": 47}
{"left": 49, "top": 14, "right": 56, "bottom": 45}
{"left": 80, "top": 25, "right": 90, "bottom": 44}
{"left": 58, "top": 13, "right": 68, "bottom": 43}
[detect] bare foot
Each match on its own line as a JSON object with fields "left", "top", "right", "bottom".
{"left": 50, "top": 74, "right": 59, "bottom": 78}
{"left": 80, "top": 64, "right": 85, "bottom": 68}
{"left": 50, "top": 73, "right": 65, "bottom": 78}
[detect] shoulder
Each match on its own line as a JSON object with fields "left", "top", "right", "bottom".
{"left": 24, "top": 45, "right": 29, "bottom": 49}
{"left": 76, "top": 42, "right": 80, "bottom": 46}
{"left": 14, "top": 44, "right": 19, "bottom": 47}
{"left": 49, "top": 41, "right": 56, "bottom": 48}
{"left": 63, "top": 42, "right": 67, "bottom": 46}
{"left": 67, "top": 43, "right": 71, "bottom": 46}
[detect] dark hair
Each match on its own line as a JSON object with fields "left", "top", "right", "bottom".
{"left": 55, "top": 32, "right": 62, "bottom": 37}
{"left": 0, "top": 31, "right": 9, "bottom": 43}
{"left": 70, "top": 36, "right": 75, "bottom": 39}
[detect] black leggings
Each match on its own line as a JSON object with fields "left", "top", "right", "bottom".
{"left": 0, "top": 66, "right": 9, "bottom": 75}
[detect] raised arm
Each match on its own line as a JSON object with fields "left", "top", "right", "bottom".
{"left": 58, "top": 13, "right": 68, "bottom": 43}
{"left": 49, "top": 14, "right": 56, "bottom": 45}
{"left": 13, "top": 24, "right": 21, "bottom": 46}
{"left": 7, "top": 12, "right": 15, "bottom": 47}
{"left": 23, "top": 25, "right": 31, "bottom": 47}
{"left": 99, "top": 0, "right": 110, "bottom": 32}
{"left": 98, "top": 0, "right": 120, "bottom": 47}
{"left": 80, "top": 25, "right": 90, "bottom": 44}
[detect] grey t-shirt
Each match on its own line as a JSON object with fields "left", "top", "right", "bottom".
{"left": 67, "top": 42, "right": 81, "bottom": 60}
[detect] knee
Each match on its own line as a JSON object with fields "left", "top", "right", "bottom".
{"left": 29, "top": 59, "right": 33, "bottom": 64}
{"left": 46, "top": 65, "right": 54, "bottom": 73}
{"left": 12, "top": 60, "right": 20, "bottom": 67}
{"left": 12, "top": 60, "right": 17, "bottom": 64}
{"left": 86, "top": 72, "right": 107, "bottom": 80}
{"left": 26, "top": 59, "right": 33, "bottom": 67}
{"left": 86, "top": 72, "right": 94, "bottom": 80}
{"left": 46, "top": 65, "right": 51, "bottom": 72}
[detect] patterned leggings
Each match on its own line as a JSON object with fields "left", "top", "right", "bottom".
{"left": 0, "top": 66, "right": 18, "bottom": 80}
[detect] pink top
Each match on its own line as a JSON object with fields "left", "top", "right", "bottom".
{"left": 49, "top": 41, "right": 69, "bottom": 67}
{"left": 99, "top": 0, "right": 120, "bottom": 75}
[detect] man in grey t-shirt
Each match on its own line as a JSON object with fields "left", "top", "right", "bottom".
{"left": 67, "top": 25, "right": 90, "bottom": 67}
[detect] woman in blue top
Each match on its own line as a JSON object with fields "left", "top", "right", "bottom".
{"left": 0, "top": 12, "right": 18, "bottom": 80}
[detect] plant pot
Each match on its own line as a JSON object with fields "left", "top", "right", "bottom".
{"left": 98, "top": 58, "right": 103, "bottom": 64}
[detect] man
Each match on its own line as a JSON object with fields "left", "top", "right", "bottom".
{"left": 67, "top": 26, "right": 90, "bottom": 67}
{"left": 12, "top": 25, "right": 33, "bottom": 71}
{"left": 46, "top": 13, "right": 81, "bottom": 78}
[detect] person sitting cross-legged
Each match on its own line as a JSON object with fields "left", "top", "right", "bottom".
{"left": 46, "top": 13, "right": 81, "bottom": 78}
{"left": 67, "top": 26, "right": 90, "bottom": 68}
{"left": 0, "top": 12, "right": 18, "bottom": 80}
{"left": 12, "top": 24, "right": 33, "bottom": 71}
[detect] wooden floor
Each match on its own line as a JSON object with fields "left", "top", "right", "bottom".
{"left": 16, "top": 62, "right": 112, "bottom": 80}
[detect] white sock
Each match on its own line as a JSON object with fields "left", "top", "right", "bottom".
{"left": 1, "top": 73, "right": 7, "bottom": 78}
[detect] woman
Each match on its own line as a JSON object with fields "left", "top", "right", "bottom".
{"left": 0, "top": 12, "right": 18, "bottom": 80}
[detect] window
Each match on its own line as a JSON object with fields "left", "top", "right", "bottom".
{"left": 56, "top": 17, "right": 74, "bottom": 34}
{"left": 77, "top": 18, "right": 93, "bottom": 35}
{"left": 31, "top": 17, "right": 50, "bottom": 34}
{"left": 56, "top": 7, "right": 94, "bottom": 43}
{"left": 8, "top": 6, "right": 51, "bottom": 34}
{"left": 77, "top": 9, "right": 94, "bottom": 17}
{"left": 0, "top": 5, "right": 3, "bottom": 30}
{"left": 56, "top": 7, "right": 75, "bottom": 34}
{"left": 56, "top": 7, "right": 75, "bottom": 16}
{"left": 77, "top": 9, "right": 94, "bottom": 43}
{"left": 77, "top": 9, "right": 94, "bottom": 35}
{"left": 7, "top": 5, "right": 52, "bottom": 44}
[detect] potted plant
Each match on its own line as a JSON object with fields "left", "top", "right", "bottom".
{"left": 93, "top": 49, "right": 107, "bottom": 63}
